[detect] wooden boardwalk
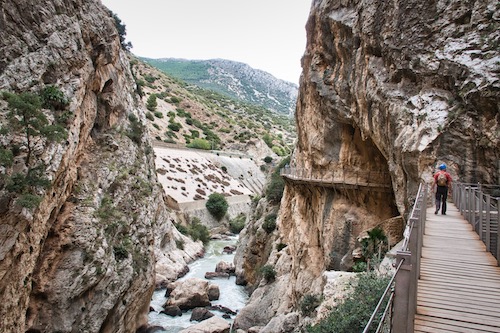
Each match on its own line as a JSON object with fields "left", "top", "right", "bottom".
{"left": 415, "top": 204, "right": 500, "bottom": 332}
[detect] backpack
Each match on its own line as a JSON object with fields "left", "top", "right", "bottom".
{"left": 437, "top": 172, "right": 447, "bottom": 186}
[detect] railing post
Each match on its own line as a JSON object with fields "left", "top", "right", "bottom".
{"left": 478, "top": 188, "right": 484, "bottom": 245}
{"left": 497, "top": 198, "right": 500, "bottom": 265}
{"left": 485, "top": 194, "right": 491, "bottom": 252}
{"left": 393, "top": 251, "right": 414, "bottom": 333}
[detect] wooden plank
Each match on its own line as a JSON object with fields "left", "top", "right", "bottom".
{"left": 417, "top": 305, "right": 500, "bottom": 326}
{"left": 420, "top": 261, "right": 500, "bottom": 275}
{"left": 417, "top": 298, "right": 500, "bottom": 318}
{"left": 415, "top": 315, "right": 499, "bottom": 332}
{"left": 418, "top": 281, "right": 500, "bottom": 299}
{"left": 417, "top": 291, "right": 500, "bottom": 308}
{"left": 419, "top": 269, "right": 500, "bottom": 285}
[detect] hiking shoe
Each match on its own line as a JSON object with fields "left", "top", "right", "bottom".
{"left": 442, "top": 212, "right": 446, "bottom": 215}
{"left": 434, "top": 210, "right": 438, "bottom": 214}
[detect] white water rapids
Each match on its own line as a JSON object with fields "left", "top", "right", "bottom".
{"left": 148, "top": 237, "right": 249, "bottom": 332}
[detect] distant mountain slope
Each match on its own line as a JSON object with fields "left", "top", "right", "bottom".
{"left": 141, "top": 58, "right": 298, "bottom": 115}
{"left": 129, "top": 56, "right": 296, "bottom": 162}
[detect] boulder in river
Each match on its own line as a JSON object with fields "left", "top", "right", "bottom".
{"left": 205, "top": 272, "right": 230, "bottom": 279}
{"left": 215, "top": 261, "right": 235, "bottom": 275}
{"left": 161, "top": 305, "right": 182, "bottom": 317}
{"left": 178, "top": 316, "right": 230, "bottom": 333}
{"left": 164, "top": 278, "right": 219, "bottom": 310}
{"left": 190, "top": 307, "right": 215, "bottom": 322}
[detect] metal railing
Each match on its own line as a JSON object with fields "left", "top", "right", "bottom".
{"left": 280, "top": 167, "right": 391, "bottom": 188}
{"left": 363, "top": 183, "right": 427, "bottom": 333}
{"left": 453, "top": 183, "right": 500, "bottom": 265}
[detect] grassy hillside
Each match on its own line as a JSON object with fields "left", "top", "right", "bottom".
{"left": 141, "top": 58, "right": 298, "bottom": 115}
{"left": 130, "top": 56, "right": 296, "bottom": 160}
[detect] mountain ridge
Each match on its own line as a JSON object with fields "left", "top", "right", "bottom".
{"left": 141, "top": 57, "right": 299, "bottom": 115}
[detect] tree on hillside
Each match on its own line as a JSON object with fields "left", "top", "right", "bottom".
{"left": 206, "top": 193, "right": 228, "bottom": 220}
{"left": 146, "top": 94, "right": 157, "bottom": 111}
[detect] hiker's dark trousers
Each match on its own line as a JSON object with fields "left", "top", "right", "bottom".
{"left": 435, "top": 186, "right": 448, "bottom": 214}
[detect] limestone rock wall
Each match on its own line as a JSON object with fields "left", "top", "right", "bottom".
{"left": 0, "top": 1, "right": 200, "bottom": 332}
{"left": 235, "top": 0, "right": 499, "bottom": 330}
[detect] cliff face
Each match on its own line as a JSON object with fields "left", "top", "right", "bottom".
{"left": 235, "top": 0, "right": 499, "bottom": 330}
{"left": 0, "top": 1, "right": 199, "bottom": 332}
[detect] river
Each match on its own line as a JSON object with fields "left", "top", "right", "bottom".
{"left": 148, "top": 236, "right": 248, "bottom": 332}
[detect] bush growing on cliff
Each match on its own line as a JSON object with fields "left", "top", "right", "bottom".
{"left": 265, "top": 155, "right": 290, "bottom": 204}
{"left": 259, "top": 264, "right": 276, "bottom": 282}
{"left": 300, "top": 294, "right": 322, "bottom": 316}
{"left": 206, "top": 193, "right": 228, "bottom": 220}
{"left": 229, "top": 213, "right": 246, "bottom": 234}
{"left": 262, "top": 213, "right": 277, "bottom": 233}
{"left": 188, "top": 217, "right": 210, "bottom": 245}
{"left": 2, "top": 91, "right": 67, "bottom": 208}
{"left": 307, "top": 272, "right": 390, "bottom": 333}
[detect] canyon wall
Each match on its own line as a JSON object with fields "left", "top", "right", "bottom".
{"left": 235, "top": 0, "right": 499, "bottom": 330}
{"left": 0, "top": 1, "right": 200, "bottom": 332}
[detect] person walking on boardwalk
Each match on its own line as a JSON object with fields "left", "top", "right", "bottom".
{"left": 433, "top": 163, "right": 452, "bottom": 215}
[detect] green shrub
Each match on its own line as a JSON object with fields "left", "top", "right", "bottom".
{"left": 229, "top": 213, "right": 246, "bottom": 234}
{"left": 168, "top": 122, "right": 182, "bottom": 132}
{"left": 0, "top": 148, "right": 13, "bottom": 167}
{"left": 265, "top": 156, "right": 291, "bottom": 204}
{"left": 307, "top": 273, "right": 390, "bottom": 333}
{"left": 175, "top": 238, "right": 185, "bottom": 250}
{"left": 266, "top": 173, "right": 285, "bottom": 203}
{"left": 263, "top": 213, "right": 277, "bottom": 233}
{"left": 170, "top": 96, "right": 181, "bottom": 104}
{"left": 154, "top": 111, "right": 164, "bottom": 118}
{"left": 40, "top": 85, "right": 68, "bottom": 111}
{"left": 186, "top": 118, "right": 194, "bottom": 125}
{"left": 263, "top": 133, "right": 273, "bottom": 148}
{"left": 113, "top": 245, "right": 129, "bottom": 261}
{"left": 17, "top": 193, "right": 43, "bottom": 209}
{"left": 264, "top": 156, "right": 273, "bottom": 164}
{"left": 272, "top": 145, "right": 285, "bottom": 156}
{"left": 146, "top": 112, "right": 155, "bottom": 121}
{"left": 188, "top": 217, "right": 210, "bottom": 245}
{"left": 127, "top": 113, "right": 144, "bottom": 145}
{"left": 206, "top": 193, "right": 228, "bottom": 220}
{"left": 144, "top": 74, "right": 156, "bottom": 83}
{"left": 221, "top": 166, "right": 227, "bottom": 173}
{"left": 259, "top": 265, "right": 276, "bottom": 282}
{"left": 187, "top": 138, "right": 211, "bottom": 150}
{"left": 174, "top": 223, "right": 189, "bottom": 235}
{"left": 146, "top": 94, "right": 157, "bottom": 111}
{"left": 276, "top": 243, "right": 287, "bottom": 251}
{"left": 300, "top": 294, "right": 322, "bottom": 316}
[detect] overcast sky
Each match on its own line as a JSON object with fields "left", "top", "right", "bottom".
{"left": 100, "top": 0, "right": 312, "bottom": 84}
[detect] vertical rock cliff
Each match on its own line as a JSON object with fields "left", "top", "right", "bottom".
{"left": 235, "top": 0, "right": 499, "bottom": 331}
{"left": 0, "top": 1, "right": 199, "bottom": 332}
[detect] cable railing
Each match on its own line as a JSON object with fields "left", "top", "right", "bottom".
{"left": 280, "top": 167, "right": 391, "bottom": 188}
{"left": 363, "top": 183, "right": 427, "bottom": 333}
{"left": 453, "top": 183, "right": 500, "bottom": 264}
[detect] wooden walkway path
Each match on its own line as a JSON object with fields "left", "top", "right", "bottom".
{"left": 415, "top": 203, "right": 500, "bottom": 332}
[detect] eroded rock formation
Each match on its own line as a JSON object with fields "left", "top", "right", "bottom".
{"left": 0, "top": 1, "right": 200, "bottom": 332}
{"left": 235, "top": 0, "right": 499, "bottom": 330}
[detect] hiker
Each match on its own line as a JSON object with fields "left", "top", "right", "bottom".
{"left": 433, "top": 163, "right": 452, "bottom": 215}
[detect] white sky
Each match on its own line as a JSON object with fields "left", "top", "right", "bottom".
{"left": 100, "top": 0, "right": 312, "bottom": 84}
